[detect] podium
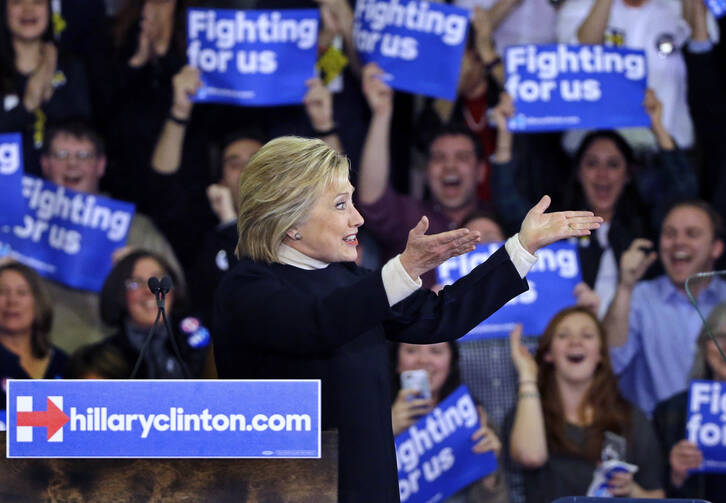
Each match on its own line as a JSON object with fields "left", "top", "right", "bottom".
{"left": 0, "top": 431, "right": 338, "bottom": 502}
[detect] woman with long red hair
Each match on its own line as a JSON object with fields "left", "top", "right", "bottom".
{"left": 507, "top": 306, "right": 664, "bottom": 503}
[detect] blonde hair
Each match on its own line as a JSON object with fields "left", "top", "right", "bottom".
{"left": 235, "top": 136, "right": 350, "bottom": 263}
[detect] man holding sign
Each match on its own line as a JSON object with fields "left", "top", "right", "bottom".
{"left": 33, "top": 122, "right": 182, "bottom": 353}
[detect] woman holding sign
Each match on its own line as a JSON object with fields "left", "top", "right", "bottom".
{"left": 391, "top": 341, "right": 508, "bottom": 503}
{"left": 507, "top": 306, "right": 664, "bottom": 502}
{"left": 653, "top": 302, "right": 726, "bottom": 501}
{"left": 212, "top": 136, "right": 601, "bottom": 502}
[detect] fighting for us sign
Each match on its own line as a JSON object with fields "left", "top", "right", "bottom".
{"left": 6, "top": 380, "right": 320, "bottom": 458}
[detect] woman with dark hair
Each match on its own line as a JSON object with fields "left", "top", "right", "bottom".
{"left": 653, "top": 301, "right": 726, "bottom": 501}
{"left": 0, "top": 0, "right": 91, "bottom": 173}
{"left": 0, "top": 262, "right": 66, "bottom": 407}
{"left": 105, "top": 0, "right": 188, "bottom": 201}
{"left": 507, "top": 306, "right": 664, "bottom": 502}
{"left": 98, "top": 249, "right": 209, "bottom": 379}
{"left": 390, "top": 341, "right": 508, "bottom": 503}
{"left": 490, "top": 91, "right": 697, "bottom": 316}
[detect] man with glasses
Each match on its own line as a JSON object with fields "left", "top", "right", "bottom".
{"left": 38, "top": 121, "right": 183, "bottom": 353}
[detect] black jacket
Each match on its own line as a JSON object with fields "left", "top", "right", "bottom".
{"left": 212, "top": 246, "right": 527, "bottom": 502}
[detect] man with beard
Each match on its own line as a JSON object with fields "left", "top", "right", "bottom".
{"left": 604, "top": 200, "right": 726, "bottom": 415}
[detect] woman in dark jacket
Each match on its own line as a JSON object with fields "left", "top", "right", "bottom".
{"left": 212, "top": 136, "right": 601, "bottom": 502}
{"left": 0, "top": 0, "right": 91, "bottom": 174}
{"left": 489, "top": 91, "right": 697, "bottom": 316}
{"left": 98, "top": 249, "right": 209, "bottom": 379}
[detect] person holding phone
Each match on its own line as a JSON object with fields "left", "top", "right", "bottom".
{"left": 391, "top": 341, "right": 508, "bottom": 503}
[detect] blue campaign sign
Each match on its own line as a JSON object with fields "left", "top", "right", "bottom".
{"left": 437, "top": 241, "right": 581, "bottom": 339}
{"left": 353, "top": 0, "right": 469, "bottom": 100}
{"left": 0, "top": 175, "right": 134, "bottom": 292}
{"left": 504, "top": 44, "right": 650, "bottom": 132}
{"left": 686, "top": 380, "right": 726, "bottom": 472}
{"left": 0, "top": 133, "right": 24, "bottom": 228}
{"left": 187, "top": 8, "right": 319, "bottom": 106}
{"left": 396, "top": 385, "right": 496, "bottom": 503}
{"left": 6, "top": 380, "right": 320, "bottom": 458}
{"left": 705, "top": 0, "right": 726, "bottom": 18}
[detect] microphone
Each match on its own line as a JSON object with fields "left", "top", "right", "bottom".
{"left": 160, "top": 275, "right": 173, "bottom": 295}
{"left": 688, "top": 270, "right": 726, "bottom": 280}
{"left": 685, "top": 270, "right": 726, "bottom": 365}
{"left": 147, "top": 276, "right": 161, "bottom": 295}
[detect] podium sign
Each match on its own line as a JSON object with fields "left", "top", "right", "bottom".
{"left": 6, "top": 380, "right": 320, "bottom": 458}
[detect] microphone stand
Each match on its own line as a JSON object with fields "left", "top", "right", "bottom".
{"left": 685, "top": 270, "right": 726, "bottom": 365}
{"left": 130, "top": 277, "right": 191, "bottom": 379}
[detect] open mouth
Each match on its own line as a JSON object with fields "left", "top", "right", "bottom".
{"left": 669, "top": 250, "right": 692, "bottom": 267}
{"left": 442, "top": 175, "right": 462, "bottom": 188}
{"left": 565, "top": 354, "right": 586, "bottom": 363}
{"left": 63, "top": 174, "right": 83, "bottom": 187}
{"left": 343, "top": 234, "right": 358, "bottom": 246}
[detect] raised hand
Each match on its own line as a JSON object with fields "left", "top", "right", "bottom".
{"left": 392, "top": 388, "right": 434, "bottom": 435}
{"left": 304, "top": 77, "right": 334, "bottom": 132}
{"left": 574, "top": 282, "right": 601, "bottom": 317}
{"left": 400, "top": 217, "right": 481, "bottom": 280}
{"left": 362, "top": 62, "right": 393, "bottom": 117}
{"left": 315, "top": 0, "right": 354, "bottom": 38}
{"left": 509, "top": 324, "right": 537, "bottom": 381}
{"left": 207, "top": 184, "right": 237, "bottom": 224}
{"left": 171, "top": 65, "right": 201, "bottom": 121}
{"left": 619, "top": 238, "right": 658, "bottom": 290}
{"left": 518, "top": 196, "right": 602, "bottom": 254}
{"left": 23, "top": 42, "right": 57, "bottom": 112}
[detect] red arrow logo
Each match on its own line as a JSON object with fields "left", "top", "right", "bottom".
{"left": 17, "top": 398, "right": 70, "bottom": 440}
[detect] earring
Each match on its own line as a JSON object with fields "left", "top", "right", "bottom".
{"left": 294, "top": 232, "right": 302, "bottom": 240}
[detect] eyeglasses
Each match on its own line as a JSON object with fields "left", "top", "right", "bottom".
{"left": 50, "top": 150, "right": 97, "bottom": 162}
{"left": 124, "top": 277, "right": 147, "bottom": 291}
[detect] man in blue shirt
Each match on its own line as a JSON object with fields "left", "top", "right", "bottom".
{"left": 603, "top": 200, "right": 726, "bottom": 415}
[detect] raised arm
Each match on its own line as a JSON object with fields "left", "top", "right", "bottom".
{"left": 151, "top": 65, "right": 201, "bottom": 175}
{"left": 359, "top": 63, "right": 394, "bottom": 204}
{"left": 508, "top": 325, "right": 548, "bottom": 467}
{"left": 575, "top": 0, "right": 613, "bottom": 44}
{"left": 602, "top": 239, "right": 657, "bottom": 347}
{"left": 304, "top": 77, "right": 344, "bottom": 153}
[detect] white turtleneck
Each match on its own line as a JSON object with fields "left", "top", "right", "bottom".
{"left": 278, "top": 233, "right": 537, "bottom": 307}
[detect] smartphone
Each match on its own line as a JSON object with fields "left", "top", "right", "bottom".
{"left": 602, "top": 431, "right": 627, "bottom": 462}
{"left": 400, "top": 369, "right": 431, "bottom": 400}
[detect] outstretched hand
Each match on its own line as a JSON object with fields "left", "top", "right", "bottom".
{"left": 400, "top": 216, "right": 481, "bottom": 280}
{"left": 518, "top": 196, "right": 602, "bottom": 254}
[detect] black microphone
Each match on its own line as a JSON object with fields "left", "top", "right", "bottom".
{"left": 147, "top": 276, "right": 161, "bottom": 295}
{"left": 159, "top": 275, "right": 173, "bottom": 295}
{"left": 685, "top": 270, "right": 726, "bottom": 365}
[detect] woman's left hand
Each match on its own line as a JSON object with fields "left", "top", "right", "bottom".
{"left": 518, "top": 196, "right": 602, "bottom": 254}
{"left": 471, "top": 407, "right": 501, "bottom": 457}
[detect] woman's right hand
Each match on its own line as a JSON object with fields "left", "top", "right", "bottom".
{"left": 670, "top": 439, "right": 703, "bottom": 488}
{"left": 170, "top": 65, "right": 201, "bottom": 120}
{"left": 392, "top": 388, "right": 434, "bottom": 436}
{"left": 399, "top": 217, "right": 481, "bottom": 280}
{"left": 362, "top": 62, "right": 393, "bottom": 117}
{"left": 509, "top": 324, "right": 537, "bottom": 381}
{"left": 23, "top": 42, "right": 57, "bottom": 112}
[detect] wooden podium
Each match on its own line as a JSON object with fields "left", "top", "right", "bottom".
{"left": 0, "top": 431, "right": 337, "bottom": 502}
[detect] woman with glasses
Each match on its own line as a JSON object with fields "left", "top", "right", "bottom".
{"left": 0, "top": 261, "right": 66, "bottom": 409}
{"left": 0, "top": 0, "right": 91, "bottom": 171}
{"left": 97, "top": 249, "right": 209, "bottom": 379}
